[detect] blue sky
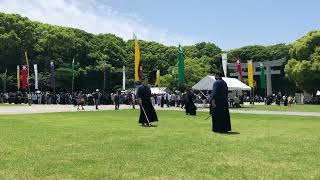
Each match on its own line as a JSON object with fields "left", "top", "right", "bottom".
{"left": 1, "top": 0, "right": 320, "bottom": 50}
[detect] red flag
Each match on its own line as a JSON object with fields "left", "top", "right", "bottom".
{"left": 22, "top": 65, "right": 27, "bottom": 90}
{"left": 237, "top": 59, "right": 242, "bottom": 82}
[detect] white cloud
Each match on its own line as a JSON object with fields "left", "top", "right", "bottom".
{"left": 0, "top": 0, "right": 195, "bottom": 46}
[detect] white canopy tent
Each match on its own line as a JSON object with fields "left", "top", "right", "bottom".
{"left": 150, "top": 87, "right": 169, "bottom": 94}
{"left": 127, "top": 87, "right": 170, "bottom": 95}
{"left": 192, "top": 75, "right": 251, "bottom": 91}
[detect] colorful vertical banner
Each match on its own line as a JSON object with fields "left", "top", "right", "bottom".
{"left": 237, "top": 59, "right": 242, "bottom": 82}
{"left": 260, "top": 62, "right": 265, "bottom": 89}
{"left": 221, "top": 53, "right": 228, "bottom": 77}
{"left": 21, "top": 65, "right": 27, "bottom": 90}
{"left": 133, "top": 34, "right": 140, "bottom": 81}
{"left": 178, "top": 44, "right": 185, "bottom": 86}
{"left": 24, "top": 51, "right": 30, "bottom": 82}
{"left": 247, "top": 60, "right": 254, "bottom": 88}
{"left": 155, "top": 70, "right": 160, "bottom": 87}
{"left": 50, "top": 61, "right": 55, "bottom": 91}
{"left": 122, "top": 65, "right": 126, "bottom": 90}
{"left": 17, "top": 65, "right": 20, "bottom": 90}
{"left": 24, "top": 51, "right": 31, "bottom": 105}
{"left": 34, "top": 64, "right": 38, "bottom": 90}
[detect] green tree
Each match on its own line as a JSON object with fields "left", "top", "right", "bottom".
{"left": 228, "top": 44, "right": 290, "bottom": 63}
{"left": 0, "top": 31, "right": 22, "bottom": 69}
{"left": 161, "top": 57, "right": 210, "bottom": 90}
{"left": 0, "top": 73, "right": 13, "bottom": 93}
{"left": 285, "top": 31, "right": 320, "bottom": 94}
{"left": 184, "top": 42, "right": 221, "bottom": 58}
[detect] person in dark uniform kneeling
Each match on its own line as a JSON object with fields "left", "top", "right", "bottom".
{"left": 209, "top": 71, "right": 231, "bottom": 133}
{"left": 137, "top": 77, "right": 158, "bottom": 127}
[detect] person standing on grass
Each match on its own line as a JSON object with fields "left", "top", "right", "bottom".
{"left": 283, "top": 94, "right": 288, "bottom": 106}
{"left": 94, "top": 89, "right": 100, "bottom": 110}
{"left": 209, "top": 71, "right": 231, "bottom": 133}
{"left": 131, "top": 93, "right": 136, "bottom": 109}
{"left": 111, "top": 93, "right": 115, "bottom": 105}
{"left": 137, "top": 77, "right": 158, "bottom": 127}
{"left": 171, "top": 93, "right": 176, "bottom": 107}
{"left": 128, "top": 93, "right": 136, "bottom": 109}
{"left": 76, "top": 92, "right": 85, "bottom": 110}
{"left": 185, "top": 88, "right": 197, "bottom": 116}
{"left": 114, "top": 91, "right": 120, "bottom": 110}
{"left": 288, "top": 95, "right": 293, "bottom": 107}
{"left": 181, "top": 92, "right": 186, "bottom": 109}
{"left": 128, "top": 93, "right": 133, "bottom": 108}
{"left": 176, "top": 93, "right": 181, "bottom": 107}
{"left": 157, "top": 95, "right": 161, "bottom": 106}
{"left": 201, "top": 92, "right": 207, "bottom": 108}
{"left": 151, "top": 94, "right": 155, "bottom": 106}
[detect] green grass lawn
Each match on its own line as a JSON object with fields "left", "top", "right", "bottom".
{"left": 0, "top": 104, "right": 25, "bottom": 107}
{"left": 238, "top": 104, "right": 320, "bottom": 112}
{"left": 0, "top": 110, "right": 319, "bottom": 179}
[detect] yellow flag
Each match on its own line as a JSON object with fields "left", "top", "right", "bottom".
{"left": 17, "top": 65, "right": 20, "bottom": 90}
{"left": 247, "top": 60, "right": 254, "bottom": 88}
{"left": 24, "top": 51, "right": 30, "bottom": 81}
{"left": 133, "top": 34, "right": 140, "bottom": 81}
{"left": 155, "top": 70, "right": 160, "bottom": 87}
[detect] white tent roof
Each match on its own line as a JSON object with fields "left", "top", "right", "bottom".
{"left": 151, "top": 87, "right": 168, "bottom": 94}
{"left": 192, "top": 75, "right": 251, "bottom": 91}
{"left": 316, "top": 90, "right": 320, "bottom": 96}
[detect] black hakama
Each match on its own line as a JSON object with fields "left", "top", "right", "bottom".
{"left": 209, "top": 79, "right": 231, "bottom": 133}
{"left": 185, "top": 91, "right": 197, "bottom": 115}
{"left": 137, "top": 85, "right": 158, "bottom": 124}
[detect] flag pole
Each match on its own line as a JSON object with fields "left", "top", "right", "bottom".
{"left": 50, "top": 61, "right": 56, "bottom": 93}
{"left": 17, "top": 65, "right": 20, "bottom": 91}
{"left": 252, "top": 87, "right": 254, "bottom": 106}
{"left": 103, "top": 65, "right": 106, "bottom": 94}
{"left": 71, "top": 58, "right": 75, "bottom": 95}
{"left": 122, "top": 65, "right": 124, "bottom": 91}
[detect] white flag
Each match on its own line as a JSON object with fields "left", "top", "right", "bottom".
{"left": 122, "top": 65, "right": 126, "bottom": 90}
{"left": 34, "top": 64, "right": 38, "bottom": 90}
{"left": 221, "top": 53, "right": 228, "bottom": 77}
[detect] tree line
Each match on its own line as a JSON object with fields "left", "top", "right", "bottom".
{"left": 0, "top": 12, "right": 319, "bottom": 94}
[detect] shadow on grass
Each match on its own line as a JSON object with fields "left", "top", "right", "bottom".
{"left": 140, "top": 124, "right": 158, "bottom": 128}
{"left": 214, "top": 131, "right": 240, "bottom": 135}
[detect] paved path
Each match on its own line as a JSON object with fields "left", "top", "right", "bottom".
{"left": 229, "top": 109, "right": 320, "bottom": 117}
{"left": 0, "top": 105, "right": 133, "bottom": 115}
{"left": 0, "top": 104, "right": 320, "bottom": 117}
{"left": 157, "top": 107, "right": 320, "bottom": 117}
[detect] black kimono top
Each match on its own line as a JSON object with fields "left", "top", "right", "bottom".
{"left": 209, "top": 79, "right": 228, "bottom": 102}
{"left": 137, "top": 84, "right": 152, "bottom": 102}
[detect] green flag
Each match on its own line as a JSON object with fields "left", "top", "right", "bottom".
{"left": 260, "top": 63, "right": 265, "bottom": 89}
{"left": 178, "top": 45, "right": 185, "bottom": 86}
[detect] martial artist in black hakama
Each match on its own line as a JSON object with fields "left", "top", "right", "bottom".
{"left": 185, "top": 89, "right": 197, "bottom": 116}
{"left": 209, "top": 72, "right": 231, "bottom": 133}
{"left": 137, "top": 78, "right": 158, "bottom": 126}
